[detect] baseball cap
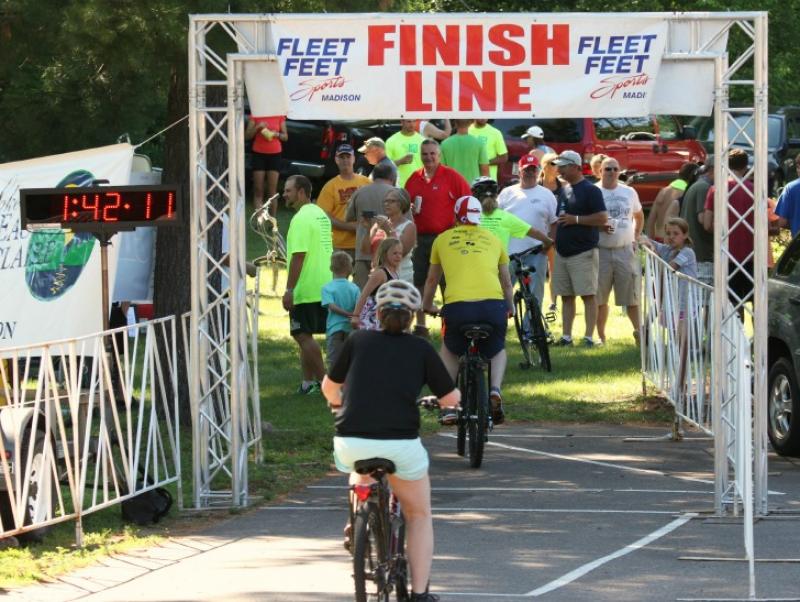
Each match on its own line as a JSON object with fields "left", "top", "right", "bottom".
{"left": 522, "top": 125, "right": 545, "bottom": 139}
{"left": 357, "top": 137, "right": 385, "bottom": 153}
{"left": 518, "top": 154, "right": 540, "bottom": 169}
{"left": 552, "top": 150, "right": 583, "bottom": 167}
{"left": 335, "top": 144, "right": 355, "bottom": 156}
{"left": 454, "top": 196, "right": 482, "bottom": 225}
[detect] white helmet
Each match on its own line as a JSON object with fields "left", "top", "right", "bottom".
{"left": 375, "top": 280, "right": 422, "bottom": 312}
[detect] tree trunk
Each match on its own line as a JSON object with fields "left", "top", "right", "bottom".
{"left": 154, "top": 65, "right": 191, "bottom": 425}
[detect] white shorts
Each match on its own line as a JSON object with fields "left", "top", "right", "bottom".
{"left": 333, "top": 436, "right": 429, "bottom": 481}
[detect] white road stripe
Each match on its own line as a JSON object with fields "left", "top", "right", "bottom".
{"left": 525, "top": 512, "right": 697, "bottom": 596}
{"left": 261, "top": 506, "right": 682, "bottom": 515}
{"left": 435, "top": 434, "right": 714, "bottom": 484}
{"left": 307, "top": 485, "right": 713, "bottom": 495}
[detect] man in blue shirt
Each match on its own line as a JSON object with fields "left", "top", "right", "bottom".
{"left": 776, "top": 153, "right": 800, "bottom": 236}
{"left": 551, "top": 150, "right": 608, "bottom": 347}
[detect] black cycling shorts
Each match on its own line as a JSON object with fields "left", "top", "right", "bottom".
{"left": 441, "top": 299, "right": 507, "bottom": 358}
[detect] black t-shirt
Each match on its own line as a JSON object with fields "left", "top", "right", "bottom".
{"left": 329, "top": 330, "right": 455, "bottom": 439}
{"left": 555, "top": 179, "right": 607, "bottom": 257}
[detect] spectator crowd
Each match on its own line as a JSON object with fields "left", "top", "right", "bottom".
{"left": 253, "top": 115, "right": 790, "bottom": 402}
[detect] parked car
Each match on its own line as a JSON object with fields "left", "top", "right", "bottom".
{"left": 490, "top": 116, "right": 707, "bottom": 205}
{"left": 768, "top": 233, "right": 800, "bottom": 456}
{"left": 688, "top": 111, "right": 800, "bottom": 195}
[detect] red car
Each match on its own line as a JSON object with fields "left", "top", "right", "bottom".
{"left": 493, "top": 116, "right": 707, "bottom": 206}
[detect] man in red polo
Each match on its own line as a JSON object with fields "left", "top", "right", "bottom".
{"left": 405, "top": 138, "right": 471, "bottom": 335}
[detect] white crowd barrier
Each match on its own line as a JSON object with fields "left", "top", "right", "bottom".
{"left": 0, "top": 317, "right": 181, "bottom": 544}
{"left": 641, "top": 247, "right": 753, "bottom": 519}
{"left": 641, "top": 248, "right": 714, "bottom": 433}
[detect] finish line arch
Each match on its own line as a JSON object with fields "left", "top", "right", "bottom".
{"left": 187, "top": 11, "right": 768, "bottom": 552}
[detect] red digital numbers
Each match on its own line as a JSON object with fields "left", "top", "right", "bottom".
{"left": 103, "top": 192, "right": 121, "bottom": 221}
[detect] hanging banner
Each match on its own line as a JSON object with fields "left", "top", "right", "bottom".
{"left": 243, "top": 13, "right": 673, "bottom": 119}
{"left": 0, "top": 144, "right": 133, "bottom": 351}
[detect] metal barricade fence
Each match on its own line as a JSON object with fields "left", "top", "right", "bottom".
{"left": 641, "top": 247, "right": 752, "bottom": 519}
{"left": 641, "top": 248, "right": 714, "bottom": 434}
{"left": 0, "top": 316, "right": 180, "bottom": 545}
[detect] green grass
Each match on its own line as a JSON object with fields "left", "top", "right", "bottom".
{"left": 0, "top": 201, "right": 671, "bottom": 587}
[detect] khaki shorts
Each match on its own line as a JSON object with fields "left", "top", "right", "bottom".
{"left": 552, "top": 248, "right": 599, "bottom": 297}
{"left": 597, "top": 245, "right": 641, "bottom": 306}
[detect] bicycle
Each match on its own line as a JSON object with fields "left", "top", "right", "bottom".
{"left": 248, "top": 194, "right": 286, "bottom": 294}
{"left": 509, "top": 247, "right": 555, "bottom": 372}
{"left": 348, "top": 398, "right": 441, "bottom": 602}
{"left": 453, "top": 323, "right": 493, "bottom": 469}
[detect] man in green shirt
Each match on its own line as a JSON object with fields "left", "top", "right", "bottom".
{"left": 469, "top": 119, "right": 508, "bottom": 181}
{"left": 385, "top": 120, "right": 425, "bottom": 187}
{"left": 441, "top": 119, "right": 489, "bottom": 185}
{"left": 283, "top": 174, "right": 333, "bottom": 394}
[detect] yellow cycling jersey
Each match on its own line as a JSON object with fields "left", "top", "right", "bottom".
{"left": 430, "top": 225, "right": 508, "bottom": 304}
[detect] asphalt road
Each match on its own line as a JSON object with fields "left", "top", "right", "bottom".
{"left": 5, "top": 423, "right": 800, "bottom": 601}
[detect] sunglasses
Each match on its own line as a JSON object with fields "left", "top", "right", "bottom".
{"left": 604, "top": 167, "right": 620, "bottom": 172}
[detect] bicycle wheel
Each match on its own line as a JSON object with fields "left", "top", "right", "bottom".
{"left": 529, "top": 298, "right": 552, "bottom": 372}
{"left": 456, "top": 363, "right": 467, "bottom": 457}
{"left": 467, "top": 363, "right": 488, "bottom": 469}
{"left": 390, "top": 514, "right": 409, "bottom": 601}
{"left": 353, "top": 503, "right": 389, "bottom": 602}
{"left": 513, "top": 291, "right": 533, "bottom": 369}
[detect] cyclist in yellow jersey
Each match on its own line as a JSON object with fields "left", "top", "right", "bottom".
{"left": 422, "top": 196, "right": 514, "bottom": 423}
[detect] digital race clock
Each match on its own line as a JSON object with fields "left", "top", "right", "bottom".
{"left": 20, "top": 185, "right": 180, "bottom": 232}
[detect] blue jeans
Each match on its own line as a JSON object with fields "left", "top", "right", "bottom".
{"left": 510, "top": 249, "right": 548, "bottom": 309}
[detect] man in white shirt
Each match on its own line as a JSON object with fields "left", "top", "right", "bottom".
{"left": 497, "top": 154, "right": 558, "bottom": 307}
{"left": 595, "top": 156, "right": 644, "bottom": 344}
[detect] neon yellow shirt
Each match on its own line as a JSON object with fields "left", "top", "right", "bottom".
{"left": 430, "top": 226, "right": 508, "bottom": 304}
{"left": 479, "top": 209, "right": 531, "bottom": 250}
{"left": 468, "top": 123, "right": 508, "bottom": 181}
{"left": 385, "top": 131, "right": 425, "bottom": 187}
{"left": 286, "top": 203, "right": 333, "bottom": 304}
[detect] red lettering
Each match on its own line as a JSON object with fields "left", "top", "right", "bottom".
{"left": 458, "top": 71, "right": 496, "bottom": 111}
{"left": 422, "top": 25, "right": 459, "bottom": 66}
{"left": 405, "top": 71, "right": 432, "bottom": 111}
{"left": 487, "top": 24, "right": 525, "bottom": 67}
{"left": 368, "top": 25, "right": 395, "bottom": 66}
{"left": 532, "top": 23, "right": 570, "bottom": 65}
{"left": 502, "top": 71, "right": 531, "bottom": 111}
{"left": 466, "top": 25, "right": 483, "bottom": 66}
{"left": 399, "top": 24, "right": 416, "bottom": 66}
{"left": 436, "top": 71, "right": 454, "bottom": 111}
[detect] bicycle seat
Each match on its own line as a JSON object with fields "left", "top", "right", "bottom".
{"left": 354, "top": 458, "right": 396, "bottom": 476}
{"left": 459, "top": 323, "right": 493, "bottom": 340}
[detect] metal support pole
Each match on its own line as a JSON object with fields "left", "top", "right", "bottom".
{"left": 711, "top": 54, "right": 729, "bottom": 516}
{"left": 752, "top": 12, "right": 770, "bottom": 517}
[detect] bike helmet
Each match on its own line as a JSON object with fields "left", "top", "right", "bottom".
{"left": 375, "top": 280, "right": 422, "bottom": 312}
{"left": 471, "top": 176, "right": 498, "bottom": 198}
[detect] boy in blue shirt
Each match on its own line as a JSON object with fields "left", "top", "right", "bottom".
{"left": 321, "top": 252, "right": 360, "bottom": 370}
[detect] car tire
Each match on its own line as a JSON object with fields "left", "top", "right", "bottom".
{"left": 768, "top": 357, "right": 800, "bottom": 457}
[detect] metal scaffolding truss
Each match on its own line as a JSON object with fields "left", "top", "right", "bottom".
{"left": 187, "top": 13, "right": 769, "bottom": 515}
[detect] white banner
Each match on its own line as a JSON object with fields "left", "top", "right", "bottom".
{"left": 242, "top": 13, "right": 680, "bottom": 119}
{"left": 0, "top": 144, "right": 133, "bottom": 351}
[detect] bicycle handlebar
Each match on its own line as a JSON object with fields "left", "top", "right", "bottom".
{"left": 509, "top": 245, "right": 543, "bottom": 263}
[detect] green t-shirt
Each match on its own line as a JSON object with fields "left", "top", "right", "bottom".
{"left": 385, "top": 131, "right": 425, "bottom": 187}
{"left": 468, "top": 124, "right": 508, "bottom": 181}
{"left": 479, "top": 209, "right": 531, "bottom": 250}
{"left": 286, "top": 203, "right": 333, "bottom": 304}
{"left": 440, "top": 134, "right": 489, "bottom": 186}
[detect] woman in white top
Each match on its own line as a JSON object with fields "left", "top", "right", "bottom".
{"left": 370, "top": 189, "right": 417, "bottom": 283}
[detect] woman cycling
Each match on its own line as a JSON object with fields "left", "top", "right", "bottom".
{"left": 322, "top": 280, "right": 460, "bottom": 602}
